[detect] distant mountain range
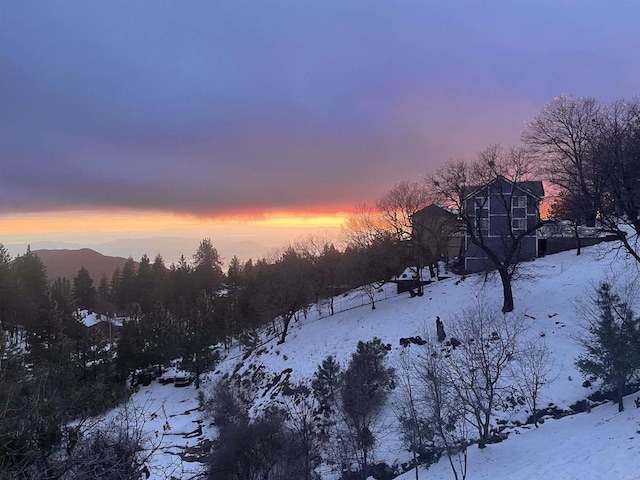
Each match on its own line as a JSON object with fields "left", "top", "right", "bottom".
{"left": 34, "top": 248, "right": 131, "bottom": 283}
{"left": 7, "top": 236, "right": 276, "bottom": 273}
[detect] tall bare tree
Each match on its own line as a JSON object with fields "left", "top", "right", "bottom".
{"left": 376, "top": 180, "right": 437, "bottom": 292}
{"left": 592, "top": 98, "right": 640, "bottom": 262}
{"left": 405, "top": 336, "right": 469, "bottom": 480}
{"left": 342, "top": 205, "right": 402, "bottom": 309}
{"left": 523, "top": 94, "right": 603, "bottom": 226}
{"left": 430, "top": 146, "right": 545, "bottom": 312}
{"left": 259, "top": 247, "right": 314, "bottom": 344}
{"left": 445, "top": 303, "right": 526, "bottom": 448}
{"left": 376, "top": 180, "right": 433, "bottom": 243}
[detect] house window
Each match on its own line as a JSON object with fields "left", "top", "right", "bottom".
{"left": 512, "top": 196, "right": 527, "bottom": 208}
{"left": 475, "top": 197, "right": 488, "bottom": 209}
{"left": 475, "top": 196, "right": 489, "bottom": 234}
{"left": 512, "top": 218, "right": 527, "bottom": 230}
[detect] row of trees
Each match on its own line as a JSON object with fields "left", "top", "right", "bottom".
{"left": 0, "top": 231, "right": 407, "bottom": 478}
{"left": 0, "top": 245, "right": 136, "bottom": 477}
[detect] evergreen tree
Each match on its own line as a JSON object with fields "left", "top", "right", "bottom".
{"left": 96, "top": 273, "right": 115, "bottom": 316}
{"left": 312, "top": 355, "right": 342, "bottom": 417}
{"left": 259, "top": 247, "right": 314, "bottom": 343}
{"left": 142, "top": 301, "right": 178, "bottom": 374}
{"left": 167, "top": 255, "right": 192, "bottom": 309}
{"left": 192, "top": 238, "right": 224, "bottom": 296}
{"left": 227, "top": 255, "right": 243, "bottom": 289}
{"left": 0, "top": 244, "right": 18, "bottom": 330}
{"left": 224, "top": 255, "right": 244, "bottom": 349}
{"left": 135, "top": 254, "right": 154, "bottom": 313}
{"left": 180, "top": 291, "right": 221, "bottom": 388}
{"left": 12, "top": 246, "right": 49, "bottom": 327}
{"left": 151, "top": 254, "right": 168, "bottom": 305}
{"left": 576, "top": 282, "right": 640, "bottom": 412}
{"left": 110, "top": 267, "right": 121, "bottom": 309}
{"left": 51, "top": 277, "right": 75, "bottom": 316}
{"left": 117, "top": 258, "right": 137, "bottom": 313}
{"left": 341, "top": 338, "right": 395, "bottom": 478}
{"left": 116, "top": 305, "right": 146, "bottom": 378}
{"left": 73, "top": 267, "right": 97, "bottom": 312}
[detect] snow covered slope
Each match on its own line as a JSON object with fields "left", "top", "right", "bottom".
{"left": 128, "top": 241, "right": 640, "bottom": 479}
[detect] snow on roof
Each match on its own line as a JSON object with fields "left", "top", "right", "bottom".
{"left": 78, "top": 310, "right": 124, "bottom": 328}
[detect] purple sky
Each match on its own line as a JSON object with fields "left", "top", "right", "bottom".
{"left": 2, "top": 1, "right": 640, "bottom": 218}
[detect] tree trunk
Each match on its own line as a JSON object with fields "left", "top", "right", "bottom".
{"left": 498, "top": 268, "right": 514, "bottom": 313}
{"left": 617, "top": 375, "right": 625, "bottom": 412}
{"left": 195, "top": 354, "right": 201, "bottom": 390}
{"left": 279, "top": 314, "right": 292, "bottom": 344}
{"left": 574, "top": 224, "right": 581, "bottom": 255}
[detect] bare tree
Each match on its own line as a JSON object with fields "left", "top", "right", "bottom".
{"left": 592, "top": 98, "right": 640, "bottom": 263}
{"left": 410, "top": 337, "right": 469, "bottom": 480}
{"left": 523, "top": 94, "right": 603, "bottom": 226}
{"left": 395, "top": 350, "right": 430, "bottom": 480}
{"left": 376, "top": 180, "right": 433, "bottom": 243}
{"left": 342, "top": 205, "right": 402, "bottom": 309}
{"left": 62, "top": 398, "right": 170, "bottom": 480}
{"left": 549, "top": 191, "right": 593, "bottom": 255}
{"left": 342, "top": 204, "right": 387, "bottom": 251}
{"left": 510, "top": 338, "right": 555, "bottom": 427}
{"left": 259, "top": 246, "right": 314, "bottom": 343}
{"left": 279, "top": 381, "right": 322, "bottom": 480}
{"left": 430, "top": 146, "right": 546, "bottom": 312}
{"left": 444, "top": 303, "right": 526, "bottom": 448}
{"left": 411, "top": 204, "right": 464, "bottom": 279}
{"left": 295, "top": 233, "right": 344, "bottom": 316}
{"left": 376, "top": 181, "right": 434, "bottom": 294}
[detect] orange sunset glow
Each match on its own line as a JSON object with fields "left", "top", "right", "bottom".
{"left": 0, "top": 209, "right": 351, "bottom": 240}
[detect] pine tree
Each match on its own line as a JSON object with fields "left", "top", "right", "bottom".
{"left": 312, "top": 355, "right": 342, "bottom": 417}
{"left": 135, "top": 255, "right": 154, "bottom": 313}
{"left": 73, "top": 267, "right": 97, "bottom": 312}
{"left": 192, "top": 238, "right": 224, "bottom": 296}
{"left": 117, "top": 258, "right": 137, "bottom": 313}
{"left": 180, "top": 291, "right": 221, "bottom": 388}
{"left": 342, "top": 338, "right": 395, "bottom": 478}
{"left": 51, "top": 277, "right": 75, "bottom": 316}
{"left": 576, "top": 282, "right": 640, "bottom": 412}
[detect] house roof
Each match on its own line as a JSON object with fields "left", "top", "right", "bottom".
{"left": 463, "top": 175, "right": 544, "bottom": 200}
{"left": 412, "top": 203, "right": 458, "bottom": 220}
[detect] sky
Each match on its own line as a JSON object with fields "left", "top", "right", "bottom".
{"left": 2, "top": 1, "right": 640, "bottom": 261}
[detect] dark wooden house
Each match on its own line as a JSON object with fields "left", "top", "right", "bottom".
{"left": 463, "top": 176, "right": 544, "bottom": 273}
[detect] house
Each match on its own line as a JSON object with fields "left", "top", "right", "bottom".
{"left": 80, "top": 311, "right": 124, "bottom": 344}
{"left": 411, "top": 204, "right": 465, "bottom": 262}
{"left": 392, "top": 205, "right": 464, "bottom": 295}
{"left": 463, "top": 176, "right": 544, "bottom": 273}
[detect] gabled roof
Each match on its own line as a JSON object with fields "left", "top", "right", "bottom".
{"left": 463, "top": 175, "right": 544, "bottom": 200}
{"left": 412, "top": 203, "right": 458, "bottom": 220}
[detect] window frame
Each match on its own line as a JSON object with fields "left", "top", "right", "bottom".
{"left": 512, "top": 217, "right": 527, "bottom": 231}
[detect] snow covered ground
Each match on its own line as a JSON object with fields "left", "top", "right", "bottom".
{"left": 122, "top": 240, "right": 640, "bottom": 479}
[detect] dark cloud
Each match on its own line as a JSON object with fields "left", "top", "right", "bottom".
{"left": 2, "top": 1, "right": 640, "bottom": 216}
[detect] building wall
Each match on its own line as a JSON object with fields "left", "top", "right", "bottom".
{"left": 464, "top": 179, "right": 540, "bottom": 273}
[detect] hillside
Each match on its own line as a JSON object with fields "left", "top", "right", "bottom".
{"left": 35, "top": 248, "right": 131, "bottom": 283}
{"left": 117, "top": 241, "right": 640, "bottom": 479}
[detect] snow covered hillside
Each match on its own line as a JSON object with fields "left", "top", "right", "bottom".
{"left": 127, "top": 241, "right": 640, "bottom": 479}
